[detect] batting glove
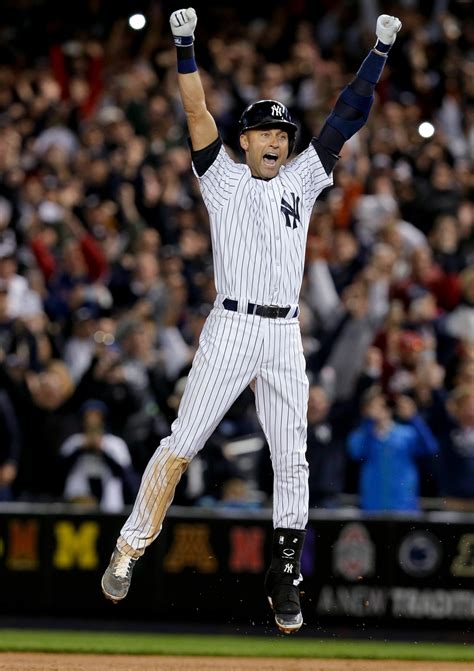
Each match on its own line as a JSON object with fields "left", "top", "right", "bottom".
{"left": 376, "top": 14, "right": 402, "bottom": 46}
{"left": 170, "top": 7, "right": 198, "bottom": 46}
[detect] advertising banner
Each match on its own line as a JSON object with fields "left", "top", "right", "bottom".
{"left": 0, "top": 507, "right": 472, "bottom": 628}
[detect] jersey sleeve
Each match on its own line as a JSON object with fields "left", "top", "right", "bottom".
{"left": 192, "top": 143, "right": 245, "bottom": 215}
{"left": 191, "top": 136, "right": 222, "bottom": 177}
{"left": 285, "top": 142, "right": 334, "bottom": 211}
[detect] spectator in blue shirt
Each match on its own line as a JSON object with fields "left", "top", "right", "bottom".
{"left": 348, "top": 386, "right": 438, "bottom": 512}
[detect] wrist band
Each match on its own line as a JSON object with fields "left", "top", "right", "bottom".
{"left": 374, "top": 38, "right": 391, "bottom": 54}
{"left": 176, "top": 41, "right": 197, "bottom": 74}
{"left": 173, "top": 35, "right": 193, "bottom": 47}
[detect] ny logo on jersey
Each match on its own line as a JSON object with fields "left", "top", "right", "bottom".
{"left": 271, "top": 103, "right": 284, "bottom": 117}
{"left": 281, "top": 192, "right": 301, "bottom": 229}
{"left": 283, "top": 562, "right": 294, "bottom": 573}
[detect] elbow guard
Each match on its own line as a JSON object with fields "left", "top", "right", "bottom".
{"left": 316, "top": 48, "right": 386, "bottom": 156}
{"left": 326, "top": 85, "right": 374, "bottom": 139}
{"left": 317, "top": 85, "right": 374, "bottom": 157}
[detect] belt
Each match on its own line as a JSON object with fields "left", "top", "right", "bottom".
{"left": 222, "top": 298, "right": 297, "bottom": 319}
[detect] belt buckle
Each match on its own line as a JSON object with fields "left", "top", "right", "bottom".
{"left": 269, "top": 304, "right": 280, "bottom": 319}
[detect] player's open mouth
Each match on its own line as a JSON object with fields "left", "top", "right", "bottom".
{"left": 263, "top": 153, "right": 278, "bottom": 166}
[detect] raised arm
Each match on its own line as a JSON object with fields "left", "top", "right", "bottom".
{"left": 169, "top": 8, "right": 218, "bottom": 150}
{"left": 315, "top": 15, "right": 402, "bottom": 175}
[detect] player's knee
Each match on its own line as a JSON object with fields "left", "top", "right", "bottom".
{"left": 153, "top": 436, "right": 196, "bottom": 462}
{"left": 272, "top": 452, "right": 308, "bottom": 477}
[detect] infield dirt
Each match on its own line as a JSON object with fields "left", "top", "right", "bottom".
{"left": 0, "top": 654, "right": 473, "bottom": 671}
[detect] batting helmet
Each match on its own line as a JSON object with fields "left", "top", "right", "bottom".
{"left": 238, "top": 100, "right": 298, "bottom": 157}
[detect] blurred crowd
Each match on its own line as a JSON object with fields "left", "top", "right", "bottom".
{"left": 0, "top": 0, "right": 473, "bottom": 513}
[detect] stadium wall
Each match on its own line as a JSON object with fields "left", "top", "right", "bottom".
{"left": 0, "top": 505, "right": 473, "bottom": 630}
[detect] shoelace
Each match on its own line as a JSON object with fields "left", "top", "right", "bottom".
{"left": 113, "top": 554, "right": 134, "bottom": 579}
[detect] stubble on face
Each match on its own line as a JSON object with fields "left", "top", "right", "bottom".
{"left": 241, "top": 128, "right": 289, "bottom": 179}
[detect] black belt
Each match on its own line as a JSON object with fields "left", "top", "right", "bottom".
{"left": 223, "top": 298, "right": 296, "bottom": 319}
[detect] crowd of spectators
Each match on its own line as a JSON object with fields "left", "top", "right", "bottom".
{"left": 0, "top": 0, "right": 473, "bottom": 512}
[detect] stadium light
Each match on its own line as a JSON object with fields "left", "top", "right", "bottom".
{"left": 418, "top": 122, "right": 435, "bottom": 139}
{"left": 129, "top": 13, "right": 146, "bottom": 30}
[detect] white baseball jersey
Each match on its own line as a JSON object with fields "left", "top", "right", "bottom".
{"left": 201, "top": 143, "right": 332, "bottom": 308}
{"left": 119, "top": 141, "right": 333, "bottom": 557}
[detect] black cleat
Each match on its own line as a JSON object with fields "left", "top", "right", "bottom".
{"left": 266, "top": 571, "right": 303, "bottom": 634}
{"left": 265, "top": 527, "right": 306, "bottom": 634}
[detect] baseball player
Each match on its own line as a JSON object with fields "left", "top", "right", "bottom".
{"left": 102, "top": 8, "right": 402, "bottom": 633}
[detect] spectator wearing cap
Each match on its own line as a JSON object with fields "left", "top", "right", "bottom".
{"left": 348, "top": 387, "right": 438, "bottom": 512}
{"left": 57, "top": 399, "right": 138, "bottom": 512}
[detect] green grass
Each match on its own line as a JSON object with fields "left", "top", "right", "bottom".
{"left": 0, "top": 629, "right": 472, "bottom": 661}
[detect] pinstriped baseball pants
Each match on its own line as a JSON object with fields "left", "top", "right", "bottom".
{"left": 118, "top": 307, "right": 309, "bottom": 557}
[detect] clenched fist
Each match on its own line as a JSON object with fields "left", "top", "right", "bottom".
{"left": 376, "top": 14, "right": 402, "bottom": 46}
{"left": 170, "top": 7, "right": 198, "bottom": 44}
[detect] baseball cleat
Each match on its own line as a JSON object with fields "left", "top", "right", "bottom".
{"left": 101, "top": 547, "right": 137, "bottom": 603}
{"left": 268, "top": 596, "right": 303, "bottom": 634}
{"left": 265, "top": 528, "right": 306, "bottom": 634}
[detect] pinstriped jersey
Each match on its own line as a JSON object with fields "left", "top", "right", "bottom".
{"left": 194, "top": 142, "right": 333, "bottom": 307}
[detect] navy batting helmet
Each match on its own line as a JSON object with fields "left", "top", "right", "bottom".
{"left": 238, "top": 99, "right": 298, "bottom": 157}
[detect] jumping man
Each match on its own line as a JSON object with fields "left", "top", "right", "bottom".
{"left": 101, "top": 8, "right": 402, "bottom": 634}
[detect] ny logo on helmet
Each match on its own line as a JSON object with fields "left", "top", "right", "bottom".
{"left": 281, "top": 192, "right": 301, "bottom": 229}
{"left": 271, "top": 104, "right": 283, "bottom": 117}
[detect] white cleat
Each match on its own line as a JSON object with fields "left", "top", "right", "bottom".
{"left": 101, "top": 548, "right": 137, "bottom": 603}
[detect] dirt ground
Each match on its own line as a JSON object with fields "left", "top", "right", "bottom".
{"left": 0, "top": 654, "right": 472, "bottom": 671}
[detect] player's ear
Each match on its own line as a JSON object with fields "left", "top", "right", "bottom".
{"left": 239, "top": 132, "right": 249, "bottom": 151}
